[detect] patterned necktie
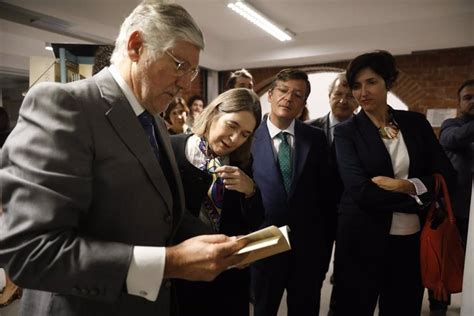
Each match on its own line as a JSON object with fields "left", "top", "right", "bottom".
{"left": 138, "top": 110, "right": 160, "bottom": 160}
{"left": 277, "top": 132, "right": 292, "bottom": 194}
{"left": 198, "top": 137, "right": 225, "bottom": 231}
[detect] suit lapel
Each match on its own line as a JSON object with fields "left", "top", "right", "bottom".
{"left": 356, "top": 110, "right": 394, "bottom": 176}
{"left": 253, "top": 121, "right": 287, "bottom": 196}
{"left": 94, "top": 69, "right": 173, "bottom": 212}
{"left": 324, "top": 113, "right": 331, "bottom": 144}
{"left": 292, "top": 120, "right": 311, "bottom": 197}
{"left": 153, "top": 116, "right": 185, "bottom": 219}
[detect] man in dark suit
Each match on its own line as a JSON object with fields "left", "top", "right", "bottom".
{"left": 0, "top": 2, "right": 246, "bottom": 316}
{"left": 307, "top": 72, "right": 358, "bottom": 316}
{"left": 307, "top": 72, "right": 358, "bottom": 145}
{"left": 251, "top": 69, "right": 333, "bottom": 315}
{"left": 435, "top": 79, "right": 474, "bottom": 314}
{"left": 440, "top": 79, "right": 474, "bottom": 244}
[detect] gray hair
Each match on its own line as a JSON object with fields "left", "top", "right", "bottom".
{"left": 110, "top": 1, "right": 204, "bottom": 64}
{"left": 328, "top": 72, "right": 348, "bottom": 96}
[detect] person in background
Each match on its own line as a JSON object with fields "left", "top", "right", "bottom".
{"left": 307, "top": 72, "right": 358, "bottom": 145}
{"left": 185, "top": 95, "right": 205, "bottom": 133}
{"left": 251, "top": 68, "right": 333, "bottom": 315}
{"left": 226, "top": 68, "right": 254, "bottom": 90}
{"left": 307, "top": 72, "right": 358, "bottom": 316}
{"left": 164, "top": 97, "right": 189, "bottom": 135}
{"left": 333, "top": 50, "right": 456, "bottom": 316}
{"left": 92, "top": 45, "right": 114, "bottom": 75}
{"left": 172, "top": 88, "right": 263, "bottom": 316}
{"left": 434, "top": 79, "right": 474, "bottom": 315}
{"left": 0, "top": 2, "right": 248, "bottom": 315}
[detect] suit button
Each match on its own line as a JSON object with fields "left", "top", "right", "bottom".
{"left": 81, "top": 288, "right": 89, "bottom": 295}
{"left": 90, "top": 289, "right": 99, "bottom": 296}
{"left": 164, "top": 214, "right": 172, "bottom": 223}
{"left": 164, "top": 280, "right": 172, "bottom": 288}
{"left": 71, "top": 287, "right": 80, "bottom": 294}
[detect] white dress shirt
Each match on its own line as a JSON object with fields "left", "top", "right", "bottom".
{"left": 266, "top": 118, "right": 295, "bottom": 162}
{"left": 0, "top": 268, "right": 6, "bottom": 293}
{"left": 381, "top": 130, "right": 426, "bottom": 235}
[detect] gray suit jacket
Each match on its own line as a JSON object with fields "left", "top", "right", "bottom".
{"left": 0, "top": 69, "right": 205, "bottom": 315}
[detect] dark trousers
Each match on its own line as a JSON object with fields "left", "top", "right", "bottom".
{"left": 175, "top": 268, "right": 250, "bottom": 316}
{"left": 251, "top": 253, "right": 323, "bottom": 316}
{"left": 335, "top": 233, "right": 424, "bottom": 316}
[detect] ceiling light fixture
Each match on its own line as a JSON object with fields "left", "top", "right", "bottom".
{"left": 227, "top": 1, "right": 293, "bottom": 42}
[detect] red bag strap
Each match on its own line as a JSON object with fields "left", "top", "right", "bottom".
{"left": 433, "top": 173, "right": 455, "bottom": 222}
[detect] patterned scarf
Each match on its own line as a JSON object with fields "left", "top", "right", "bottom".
{"left": 198, "top": 137, "right": 225, "bottom": 231}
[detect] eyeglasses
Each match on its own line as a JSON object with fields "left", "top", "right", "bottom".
{"left": 165, "top": 51, "right": 200, "bottom": 82}
{"left": 332, "top": 91, "right": 356, "bottom": 101}
{"left": 274, "top": 85, "right": 306, "bottom": 102}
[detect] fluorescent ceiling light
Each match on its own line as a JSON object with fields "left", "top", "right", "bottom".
{"left": 227, "top": 1, "right": 293, "bottom": 42}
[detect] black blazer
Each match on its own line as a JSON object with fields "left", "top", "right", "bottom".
{"left": 307, "top": 112, "right": 344, "bottom": 199}
{"left": 170, "top": 133, "right": 263, "bottom": 316}
{"left": 439, "top": 116, "right": 474, "bottom": 219}
{"left": 334, "top": 109, "right": 456, "bottom": 251}
{"left": 170, "top": 133, "right": 263, "bottom": 235}
{"left": 307, "top": 113, "right": 341, "bottom": 253}
{"left": 307, "top": 113, "right": 331, "bottom": 144}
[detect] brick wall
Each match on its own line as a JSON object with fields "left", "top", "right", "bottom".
{"left": 221, "top": 46, "right": 474, "bottom": 116}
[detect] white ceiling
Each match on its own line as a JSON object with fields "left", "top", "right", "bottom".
{"left": 0, "top": 0, "right": 473, "bottom": 81}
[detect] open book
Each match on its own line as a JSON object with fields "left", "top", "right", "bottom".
{"left": 234, "top": 225, "right": 291, "bottom": 266}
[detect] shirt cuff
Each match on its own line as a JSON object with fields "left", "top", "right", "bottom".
{"left": 126, "top": 246, "right": 166, "bottom": 302}
{"left": 408, "top": 178, "right": 427, "bottom": 205}
{"left": 0, "top": 268, "right": 6, "bottom": 293}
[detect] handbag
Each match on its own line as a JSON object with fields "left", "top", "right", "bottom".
{"left": 420, "top": 173, "right": 465, "bottom": 301}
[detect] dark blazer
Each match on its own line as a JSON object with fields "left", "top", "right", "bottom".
{"left": 171, "top": 133, "right": 263, "bottom": 316}
{"left": 170, "top": 133, "right": 263, "bottom": 236}
{"left": 307, "top": 113, "right": 340, "bottom": 269}
{"left": 251, "top": 118, "right": 333, "bottom": 313}
{"left": 307, "top": 113, "right": 331, "bottom": 144}
{"left": 439, "top": 116, "right": 474, "bottom": 219}
{"left": 334, "top": 109, "right": 456, "bottom": 259}
{"left": 307, "top": 112, "right": 342, "bottom": 192}
{"left": 0, "top": 69, "right": 207, "bottom": 316}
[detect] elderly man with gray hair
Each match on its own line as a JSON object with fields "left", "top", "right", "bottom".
{"left": 0, "top": 1, "right": 247, "bottom": 315}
